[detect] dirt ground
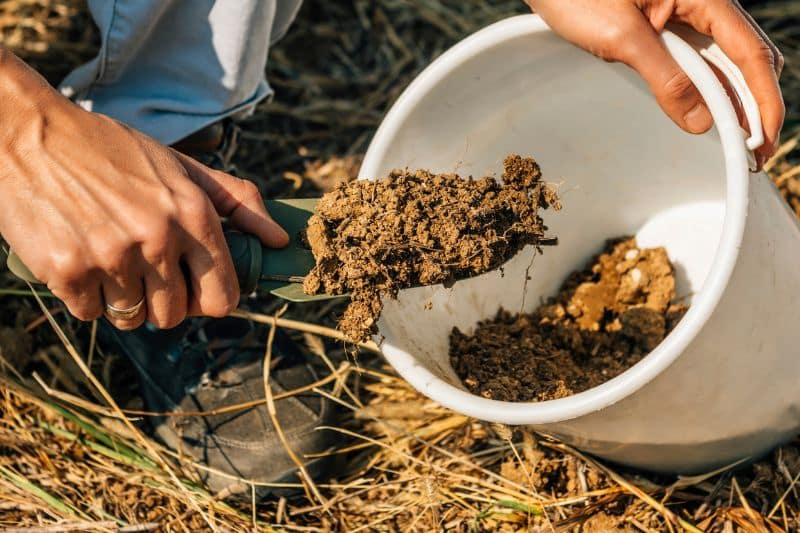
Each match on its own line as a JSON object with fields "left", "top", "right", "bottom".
{"left": 1, "top": 1, "right": 800, "bottom": 532}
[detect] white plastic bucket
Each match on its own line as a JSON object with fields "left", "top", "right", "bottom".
{"left": 358, "top": 14, "right": 800, "bottom": 474}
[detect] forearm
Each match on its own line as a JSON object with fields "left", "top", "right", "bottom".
{"left": 0, "top": 44, "right": 283, "bottom": 329}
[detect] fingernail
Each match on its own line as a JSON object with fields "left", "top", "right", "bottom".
{"left": 684, "top": 102, "right": 713, "bottom": 134}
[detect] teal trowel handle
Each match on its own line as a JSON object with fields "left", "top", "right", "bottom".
{"left": 224, "top": 232, "right": 264, "bottom": 294}
{"left": 5, "top": 199, "right": 321, "bottom": 303}
{"left": 5, "top": 231, "right": 264, "bottom": 294}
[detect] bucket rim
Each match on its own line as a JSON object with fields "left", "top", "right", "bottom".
{"left": 358, "top": 14, "right": 750, "bottom": 425}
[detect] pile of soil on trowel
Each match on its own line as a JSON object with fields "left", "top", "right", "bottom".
{"left": 450, "top": 237, "right": 688, "bottom": 402}
{"left": 303, "top": 154, "right": 561, "bottom": 342}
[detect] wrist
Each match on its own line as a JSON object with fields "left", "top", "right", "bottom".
{"left": 0, "top": 47, "right": 69, "bottom": 138}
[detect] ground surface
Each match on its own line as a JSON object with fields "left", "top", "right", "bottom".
{"left": 1, "top": 1, "right": 800, "bottom": 531}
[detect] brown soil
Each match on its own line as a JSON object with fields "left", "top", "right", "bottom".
{"left": 303, "top": 154, "right": 560, "bottom": 342}
{"left": 450, "top": 237, "right": 687, "bottom": 402}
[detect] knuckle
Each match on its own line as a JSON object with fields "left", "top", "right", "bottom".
{"left": 181, "top": 193, "right": 220, "bottom": 243}
{"left": 663, "top": 70, "right": 697, "bottom": 102}
{"left": 240, "top": 179, "right": 261, "bottom": 200}
{"left": 747, "top": 42, "right": 775, "bottom": 66}
{"left": 180, "top": 189, "right": 214, "bottom": 222}
{"left": 70, "top": 305, "right": 101, "bottom": 322}
{"left": 155, "top": 188, "right": 180, "bottom": 217}
{"left": 59, "top": 295, "right": 102, "bottom": 322}
{"left": 595, "top": 23, "right": 635, "bottom": 61}
{"left": 204, "top": 295, "right": 239, "bottom": 318}
{"left": 141, "top": 244, "right": 168, "bottom": 265}
{"left": 113, "top": 317, "right": 144, "bottom": 331}
{"left": 232, "top": 179, "right": 262, "bottom": 209}
{"left": 777, "top": 94, "right": 786, "bottom": 115}
{"left": 139, "top": 220, "right": 176, "bottom": 262}
{"left": 49, "top": 248, "right": 87, "bottom": 284}
{"left": 220, "top": 298, "right": 238, "bottom": 315}
{"left": 775, "top": 50, "right": 785, "bottom": 73}
{"left": 69, "top": 309, "right": 91, "bottom": 322}
{"left": 164, "top": 314, "right": 185, "bottom": 329}
{"left": 148, "top": 302, "right": 186, "bottom": 329}
{"left": 146, "top": 312, "right": 166, "bottom": 329}
{"left": 92, "top": 239, "right": 134, "bottom": 276}
{"left": 151, "top": 313, "right": 184, "bottom": 330}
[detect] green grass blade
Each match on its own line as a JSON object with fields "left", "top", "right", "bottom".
{"left": 0, "top": 464, "right": 88, "bottom": 519}
{"left": 46, "top": 402, "right": 154, "bottom": 464}
{"left": 37, "top": 420, "right": 158, "bottom": 471}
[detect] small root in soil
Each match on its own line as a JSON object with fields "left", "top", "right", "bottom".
{"left": 450, "top": 237, "right": 688, "bottom": 402}
{"left": 303, "top": 154, "right": 560, "bottom": 342}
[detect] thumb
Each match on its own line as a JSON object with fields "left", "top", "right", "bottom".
{"left": 618, "top": 21, "right": 714, "bottom": 134}
{"left": 174, "top": 151, "right": 290, "bottom": 248}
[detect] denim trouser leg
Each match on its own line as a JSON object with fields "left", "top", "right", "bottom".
{"left": 58, "top": 0, "right": 303, "bottom": 145}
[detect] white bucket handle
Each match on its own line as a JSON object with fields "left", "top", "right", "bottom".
{"left": 665, "top": 24, "right": 764, "bottom": 167}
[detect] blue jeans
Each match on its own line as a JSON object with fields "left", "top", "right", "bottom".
{"left": 59, "top": 0, "right": 303, "bottom": 145}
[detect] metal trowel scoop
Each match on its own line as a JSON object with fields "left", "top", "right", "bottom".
{"left": 5, "top": 198, "right": 335, "bottom": 303}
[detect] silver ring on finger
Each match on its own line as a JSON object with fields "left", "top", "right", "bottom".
{"left": 105, "top": 297, "right": 146, "bottom": 321}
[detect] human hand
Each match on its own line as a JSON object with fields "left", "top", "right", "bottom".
{"left": 525, "top": 0, "right": 784, "bottom": 169}
{"left": 0, "top": 49, "right": 288, "bottom": 330}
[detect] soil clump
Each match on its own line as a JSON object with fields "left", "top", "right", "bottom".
{"left": 303, "top": 154, "right": 560, "bottom": 342}
{"left": 450, "top": 237, "right": 687, "bottom": 402}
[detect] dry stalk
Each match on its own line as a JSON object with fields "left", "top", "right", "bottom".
{"left": 229, "top": 308, "right": 380, "bottom": 353}
{"left": 25, "top": 285, "right": 220, "bottom": 531}
{"left": 261, "top": 305, "right": 327, "bottom": 507}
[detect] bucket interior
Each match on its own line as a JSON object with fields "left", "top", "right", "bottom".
{"left": 369, "top": 28, "right": 729, "bottom": 391}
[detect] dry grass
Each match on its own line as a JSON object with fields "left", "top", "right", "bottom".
{"left": 2, "top": 0, "right": 800, "bottom": 531}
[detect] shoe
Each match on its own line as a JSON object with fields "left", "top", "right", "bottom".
{"left": 101, "top": 317, "right": 335, "bottom": 497}
{"left": 172, "top": 119, "right": 240, "bottom": 172}
{"left": 100, "top": 121, "right": 337, "bottom": 497}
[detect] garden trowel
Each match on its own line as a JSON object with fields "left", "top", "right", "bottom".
{"left": 5, "top": 198, "right": 334, "bottom": 303}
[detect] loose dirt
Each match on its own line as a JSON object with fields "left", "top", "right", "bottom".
{"left": 450, "top": 237, "right": 687, "bottom": 402}
{"left": 303, "top": 154, "right": 560, "bottom": 342}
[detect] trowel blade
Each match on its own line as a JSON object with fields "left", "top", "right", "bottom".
{"left": 260, "top": 198, "right": 346, "bottom": 302}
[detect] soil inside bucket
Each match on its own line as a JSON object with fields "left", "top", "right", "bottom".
{"left": 450, "top": 237, "right": 688, "bottom": 402}
{"left": 303, "top": 155, "right": 561, "bottom": 342}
